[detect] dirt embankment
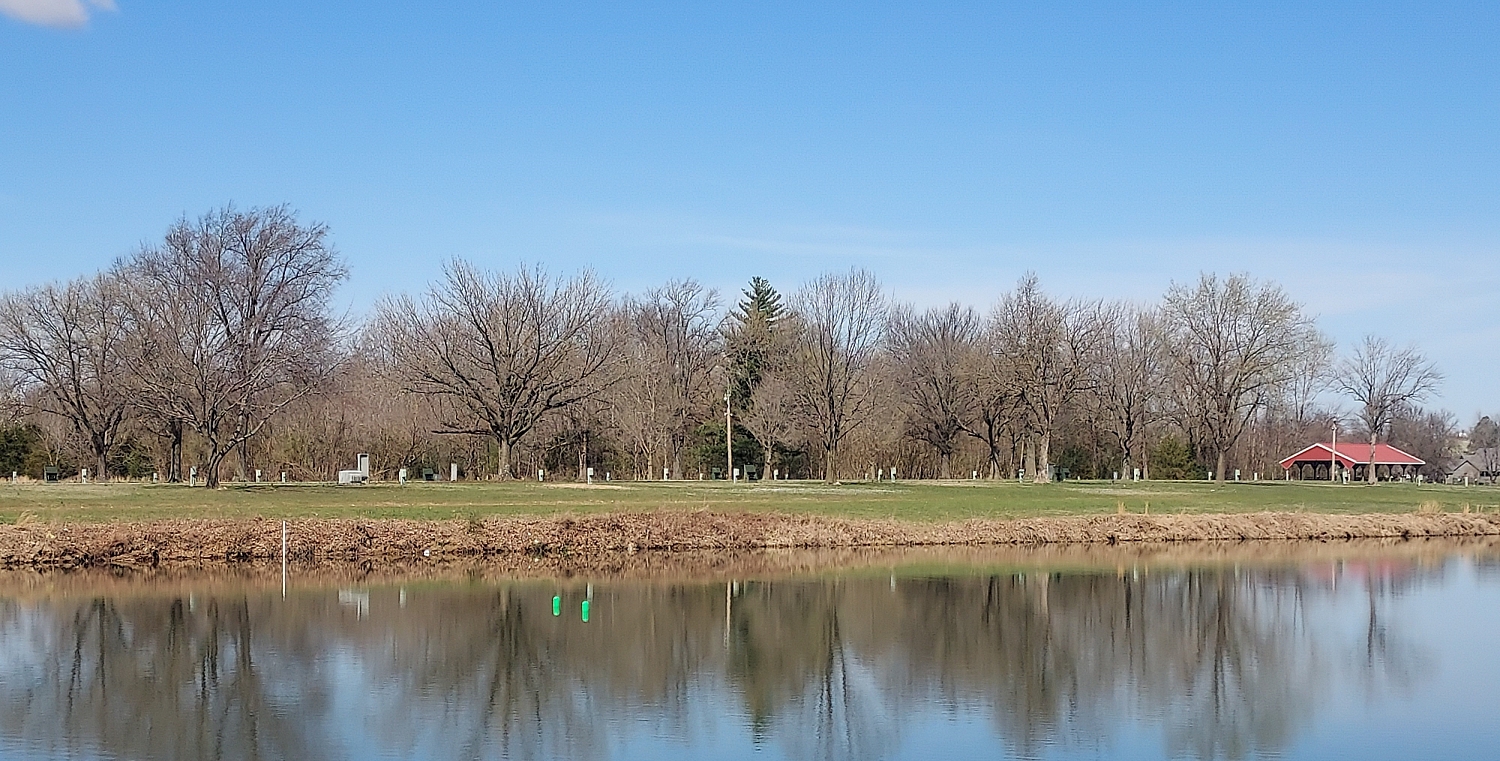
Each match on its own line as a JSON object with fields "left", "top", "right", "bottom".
{"left": 3, "top": 510, "right": 1500, "bottom": 571}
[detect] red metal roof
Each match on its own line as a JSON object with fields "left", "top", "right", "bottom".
{"left": 1278, "top": 442, "right": 1425, "bottom": 469}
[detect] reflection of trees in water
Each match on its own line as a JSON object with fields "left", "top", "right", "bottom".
{"left": 0, "top": 565, "right": 1431, "bottom": 761}
{"left": 838, "top": 571, "right": 1318, "bottom": 760}
{"left": 1351, "top": 563, "right": 1431, "bottom": 700}
{"left": 0, "top": 595, "right": 330, "bottom": 761}
{"left": 733, "top": 568, "right": 1420, "bottom": 761}
{"left": 729, "top": 581, "right": 898, "bottom": 761}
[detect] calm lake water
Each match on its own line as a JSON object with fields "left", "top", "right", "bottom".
{"left": 1, "top": 546, "right": 1499, "bottom": 761}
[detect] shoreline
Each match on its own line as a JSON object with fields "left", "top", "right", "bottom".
{"left": 3, "top": 510, "right": 1500, "bottom": 571}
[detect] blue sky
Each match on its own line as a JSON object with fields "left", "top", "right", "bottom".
{"left": 1, "top": 1, "right": 1496, "bottom": 416}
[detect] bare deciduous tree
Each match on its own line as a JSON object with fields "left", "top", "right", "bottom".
{"left": 1085, "top": 303, "right": 1164, "bottom": 480}
{"left": 1160, "top": 273, "right": 1319, "bottom": 484}
{"left": 627, "top": 280, "right": 722, "bottom": 478}
{"left": 887, "top": 302, "right": 981, "bottom": 479}
{"left": 787, "top": 269, "right": 886, "bottom": 481}
{"left": 377, "top": 261, "right": 620, "bottom": 480}
{"left": 957, "top": 331, "right": 1019, "bottom": 479}
{"left": 1470, "top": 416, "right": 1500, "bottom": 451}
{"left": 0, "top": 274, "right": 131, "bottom": 478}
{"left": 1387, "top": 406, "right": 1457, "bottom": 482}
{"left": 990, "top": 275, "right": 1102, "bottom": 483}
{"left": 1334, "top": 336, "right": 1442, "bottom": 483}
{"left": 0, "top": 365, "right": 18, "bottom": 420}
{"left": 121, "top": 205, "right": 347, "bottom": 488}
{"left": 741, "top": 370, "right": 797, "bottom": 479}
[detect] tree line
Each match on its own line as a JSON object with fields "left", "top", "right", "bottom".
{"left": 0, "top": 205, "right": 1471, "bottom": 486}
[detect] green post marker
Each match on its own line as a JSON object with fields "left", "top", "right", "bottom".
{"left": 581, "top": 599, "right": 590, "bottom": 623}
{"left": 553, "top": 595, "right": 561, "bottom": 617}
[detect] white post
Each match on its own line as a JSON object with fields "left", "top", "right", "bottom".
{"left": 773, "top": 468, "right": 779, "bottom": 480}
{"left": 398, "top": 468, "right": 407, "bottom": 484}
{"left": 1331, "top": 426, "right": 1338, "bottom": 484}
{"left": 450, "top": 463, "right": 458, "bottom": 482}
{"left": 281, "top": 472, "right": 287, "bottom": 483}
{"left": 255, "top": 469, "right": 261, "bottom": 483}
{"left": 81, "top": 468, "right": 88, "bottom": 484}
{"left": 538, "top": 468, "right": 544, "bottom": 482}
{"left": 189, "top": 466, "right": 196, "bottom": 487}
{"left": 587, "top": 467, "right": 594, "bottom": 484}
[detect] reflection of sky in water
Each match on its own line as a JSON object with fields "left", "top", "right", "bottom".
{"left": 1, "top": 554, "right": 1498, "bottom": 761}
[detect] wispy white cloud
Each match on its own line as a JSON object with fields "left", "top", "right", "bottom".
{"left": 0, "top": 0, "right": 115, "bottom": 29}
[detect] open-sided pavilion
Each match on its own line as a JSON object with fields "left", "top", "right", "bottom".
{"left": 1279, "top": 442, "right": 1425, "bottom": 481}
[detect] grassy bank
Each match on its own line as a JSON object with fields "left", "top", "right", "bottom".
{"left": 2, "top": 478, "right": 1498, "bottom": 524}
{"left": 6, "top": 510, "right": 1500, "bottom": 571}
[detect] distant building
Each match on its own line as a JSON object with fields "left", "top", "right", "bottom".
{"left": 1447, "top": 448, "right": 1499, "bottom": 485}
{"left": 1278, "top": 442, "right": 1425, "bottom": 481}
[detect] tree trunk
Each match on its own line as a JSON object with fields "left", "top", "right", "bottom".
{"left": 1215, "top": 450, "right": 1227, "bottom": 484}
{"left": 168, "top": 420, "right": 183, "bottom": 482}
{"left": 94, "top": 444, "right": 108, "bottom": 484}
{"left": 1023, "top": 438, "right": 1037, "bottom": 483}
{"left": 236, "top": 440, "right": 249, "bottom": 482}
{"left": 824, "top": 446, "right": 836, "bottom": 482}
{"left": 940, "top": 451, "right": 952, "bottom": 480}
{"left": 205, "top": 449, "right": 225, "bottom": 489}
{"left": 1368, "top": 433, "right": 1378, "bottom": 484}
{"left": 1033, "top": 432, "right": 1052, "bottom": 484}
{"left": 762, "top": 444, "right": 772, "bottom": 482}
{"left": 498, "top": 438, "right": 513, "bottom": 480}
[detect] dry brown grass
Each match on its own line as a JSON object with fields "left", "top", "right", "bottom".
{"left": 3, "top": 510, "right": 1499, "bottom": 571}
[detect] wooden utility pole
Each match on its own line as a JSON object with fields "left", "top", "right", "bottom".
{"left": 726, "top": 381, "right": 734, "bottom": 482}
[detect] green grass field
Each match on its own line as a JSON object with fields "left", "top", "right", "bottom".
{"left": 2, "top": 478, "right": 1498, "bottom": 524}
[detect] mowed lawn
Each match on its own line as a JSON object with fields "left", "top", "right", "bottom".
{"left": 2, "top": 478, "right": 1498, "bottom": 524}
